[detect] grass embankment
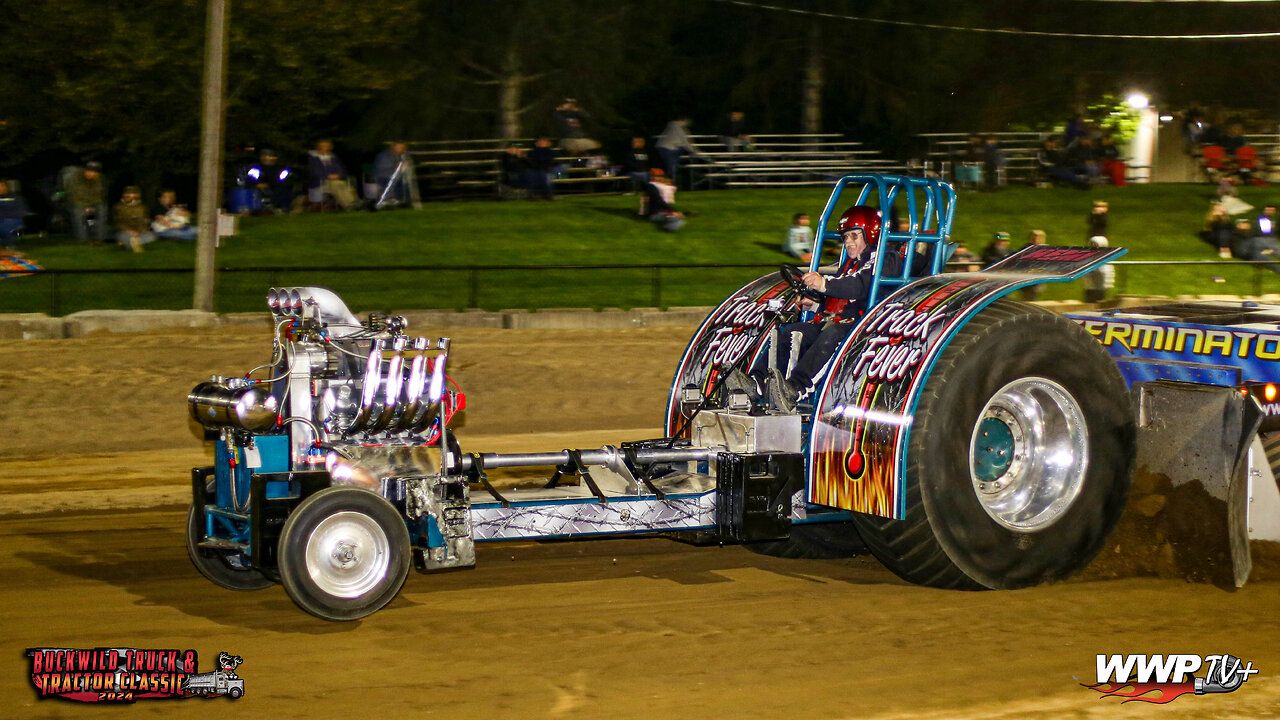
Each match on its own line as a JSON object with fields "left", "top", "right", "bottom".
{"left": 3, "top": 183, "right": 1276, "bottom": 314}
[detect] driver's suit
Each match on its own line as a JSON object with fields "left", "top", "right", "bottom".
{"left": 764, "top": 245, "right": 903, "bottom": 402}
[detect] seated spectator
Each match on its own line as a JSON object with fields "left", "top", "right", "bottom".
{"left": 948, "top": 240, "right": 981, "bottom": 271}
{"left": 373, "top": 141, "right": 417, "bottom": 209}
{"left": 65, "top": 162, "right": 109, "bottom": 244}
{"left": 1064, "top": 135, "right": 1101, "bottom": 182}
{"left": 306, "top": 140, "right": 360, "bottom": 210}
{"left": 783, "top": 212, "right": 813, "bottom": 262}
{"left": 114, "top": 186, "right": 155, "bottom": 252}
{"left": 1256, "top": 205, "right": 1277, "bottom": 238}
{"left": 1222, "top": 122, "right": 1248, "bottom": 156}
{"left": 952, "top": 134, "right": 985, "bottom": 187}
{"left": 151, "top": 189, "right": 196, "bottom": 241}
{"left": 1231, "top": 217, "right": 1280, "bottom": 273}
{"left": 621, "top": 136, "right": 651, "bottom": 190}
{"left": 1098, "top": 134, "right": 1127, "bottom": 186}
{"left": 497, "top": 143, "right": 532, "bottom": 199}
{"left": 237, "top": 148, "right": 294, "bottom": 214}
{"left": 554, "top": 98, "right": 602, "bottom": 156}
{"left": 719, "top": 110, "right": 753, "bottom": 152}
{"left": 981, "top": 231, "right": 1013, "bottom": 266}
{"left": 1037, "top": 138, "right": 1089, "bottom": 190}
{"left": 643, "top": 170, "right": 684, "bottom": 232}
{"left": 0, "top": 180, "right": 29, "bottom": 250}
{"left": 1202, "top": 202, "right": 1235, "bottom": 259}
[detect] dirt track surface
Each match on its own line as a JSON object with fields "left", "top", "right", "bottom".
{"left": 3, "top": 326, "right": 1279, "bottom": 718}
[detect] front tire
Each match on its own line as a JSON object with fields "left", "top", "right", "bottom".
{"left": 277, "top": 487, "right": 411, "bottom": 621}
{"left": 852, "top": 300, "right": 1133, "bottom": 589}
{"left": 186, "top": 503, "right": 274, "bottom": 591}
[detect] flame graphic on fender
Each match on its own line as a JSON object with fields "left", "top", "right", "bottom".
{"left": 1081, "top": 682, "right": 1196, "bottom": 704}
{"left": 812, "top": 384, "right": 895, "bottom": 515}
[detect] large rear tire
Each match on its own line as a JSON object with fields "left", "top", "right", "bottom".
{"left": 851, "top": 300, "right": 1133, "bottom": 589}
{"left": 277, "top": 487, "right": 411, "bottom": 621}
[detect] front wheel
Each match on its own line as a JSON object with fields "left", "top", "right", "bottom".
{"left": 277, "top": 487, "right": 411, "bottom": 621}
{"left": 186, "top": 503, "right": 274, "bottom": 591}
{"left": 852, "top": 300, "right": 1133, "bottom": 589}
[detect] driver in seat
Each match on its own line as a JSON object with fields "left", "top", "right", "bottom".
{"left": 734, "top": 205, "right": 901, "bottom": 413}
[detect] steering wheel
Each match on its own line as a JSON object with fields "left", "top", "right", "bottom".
{"left": 779, "top": 264, "right": 825, "bottom": 301}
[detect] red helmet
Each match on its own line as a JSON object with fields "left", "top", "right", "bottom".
{"left": 835, "top": 206, "right": 882, "bottom": 247}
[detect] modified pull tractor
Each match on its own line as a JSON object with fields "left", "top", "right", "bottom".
{"left": 186, "top": 174, "right": 1272, "bottom": 621}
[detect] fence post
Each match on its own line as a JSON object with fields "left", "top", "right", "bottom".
{"left": 651, "top": 266, "right": 662, "bottom": 307}
{"left": 468, "top": 267, "right": 480, "bottom": 309}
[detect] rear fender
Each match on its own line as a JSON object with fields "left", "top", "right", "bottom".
{"left": 665, "top": 273, "right": 790, "bottom": 437}
{"left": 807, "top": 245, "right": 1126, "bottom": 519}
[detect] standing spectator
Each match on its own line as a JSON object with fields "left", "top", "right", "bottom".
{"left": 948, "top": 240, "right": 981, "bottom": 271}
{"left": 113, "top": 186, "right": 154, "bottom": 252}
{"left": 982, "top": 135, "right": 1004, "bottom": 190}
{"left": 151, "top": 189, "right": 196, "bottom": 241}
{"left": 981, "top": 231, "right": 1013, "bottom": 266}
{"left": 66, "top": 162, "right": 108, "bottom": 244}
{"left": 1088, "top": 200, "right": 1109, "bottom": 240}
{"left": 621, "top": 136, "right": 651, "bottom": 190}
{"left": 783, "top": 212, "right": 813, "bottom": 262}
{"left": 0, "top": 180, "right": 29, "bottom": 250}
{"left": 1063, "top": 113, "right": 1088, "bottom": 146}
{"left": 1203, "top": 202, "right": 1234, "bottom": 259}
{"left": 655, "top": 118, "right": 710, "bottom": 181}
{"left": 553, "top": 98, "right": 601, "bottom": 156}
{"left": 1098, "top": 134, "right": 1127, "bottom": 186}
{"left": 1020, "top": 230, "right": 1048, "bottom": 300}
{"left": 306, "top": 140, "right": 359, "bottom": 210}
{"left": 719, "top": 110, "right": 752, "bottom": 152}
{"left": 526, "top": 137, "right": 560, "bottom": 200}
{"left": 373, "top": 141, "right": 418, "bottom": 209}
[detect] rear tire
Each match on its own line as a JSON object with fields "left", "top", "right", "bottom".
{"left": 744, "top": 522, "right": 865, "bottom": 559}
{"left": 277, "top": 487, "right": 411, "bottom": 621}
{"left": 851, "top": 300, "right": 1133, "bottom": 589}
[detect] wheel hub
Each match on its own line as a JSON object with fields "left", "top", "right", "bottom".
{"left": 968, "top": 377, "right": 1088, "bottom": 531}
{"left": 305, "top": 511, "right": 391, "bottom": 598}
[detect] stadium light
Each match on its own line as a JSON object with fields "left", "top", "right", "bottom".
{"left": 1126, "top": 92, "right": 1150, "bottom": 110}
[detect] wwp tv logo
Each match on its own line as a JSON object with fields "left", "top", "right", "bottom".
{"left": 1083, "top": 653, "right": 1258, "bottom": 704}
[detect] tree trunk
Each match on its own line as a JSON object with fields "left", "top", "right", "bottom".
{"left": 498, "top": 46, "right": 521, "bottom": 140}
{"left": 802, "top": 22, "right": 822, "bottom": 137}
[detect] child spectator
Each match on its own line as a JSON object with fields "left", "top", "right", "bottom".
{"left": 1020, "top": 230, "right": 1049, "bottom": 300}
{"left": 643, "top": 170, "right": 684, "bottom": 232}
{"left": 1088, "top": 200, "right": 1109, "bottom": 240}
{"left": 114, "top": 186, "right": 154, "bottom": 252}
{"left": 1084, "top": 236, "right": 1115, "bottom": 302}
{"left": 783, "top": 213, "right": 813, "bottom": 262}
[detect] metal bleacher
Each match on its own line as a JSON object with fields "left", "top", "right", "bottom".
{"left": 405, "top": 139, "right": 627, "bottom": 199}
{"left": 684, "top": 133, "right": 910, "bottom": 188}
